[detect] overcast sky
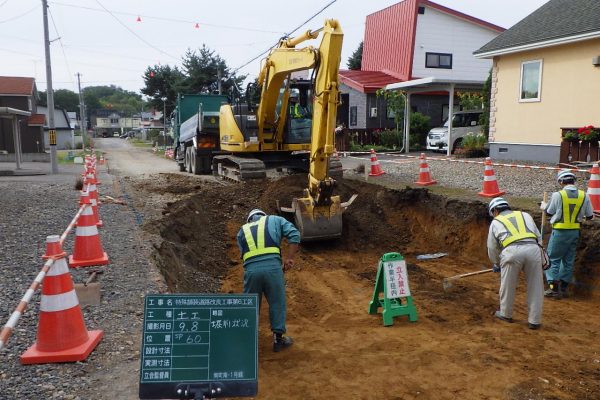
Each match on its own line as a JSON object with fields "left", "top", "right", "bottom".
{"left": 0, "top": 0, "right": 550, "bottom": 95}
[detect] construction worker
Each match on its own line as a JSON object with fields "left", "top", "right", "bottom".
{"left": 237, "top": 209, "right": 300, "bottom": 352}
{"left": 487, "top": 197, "right": 544, "bottom": 330}
{"left": 289, "top": 93, "right": 307, "bottom": 119}
{"left": 540, "top": 169, "right": 594, "bottom": 299}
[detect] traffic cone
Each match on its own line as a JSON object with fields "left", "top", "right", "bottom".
{"left": 79, "top": 187, "right": 103, "bottom": 227}
{"left": 69, "top": 196, "right": 109, "bottom": 268}
{"left": 368, "top": 149, "right": 385, "bottom": 176}
{"left": 587, "top": 163, "right": 600, "bottom": 213}
{"left": 414, "top": 153, "right": 437, "bottom": 186}
{"left": 42, "top": 234, "right": 66, "bottom": 260}
{"left": 85, "top": 167, "right": 101, "bottom": 186}
{"left": 478, "top": 157, "right": 506, "bottom": 198}
{"left": 21, "top": 236, "right": 103, "bottom": 364}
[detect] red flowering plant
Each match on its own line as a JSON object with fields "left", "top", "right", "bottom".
{"left": 578, "top": 125, "right": 599, "bottom": 142}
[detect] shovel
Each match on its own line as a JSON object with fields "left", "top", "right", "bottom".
{"left": 74, "top": 270, "right": 102, "bottom": 306}
{"left": 442, "top": 268, "right": 494, "bottom": 291}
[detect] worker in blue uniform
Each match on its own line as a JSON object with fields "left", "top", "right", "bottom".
{"left": 541, "top": 170, "right": 594, "bottom": 299}
{"left": 237, "top": 209, "right": 300, "bottom": 352}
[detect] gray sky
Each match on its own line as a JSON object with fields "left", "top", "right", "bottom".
{"left": 0, "top": 0, "right": 550, "bottom": 95}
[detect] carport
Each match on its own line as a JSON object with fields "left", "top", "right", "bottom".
{"left": 0, "top": 107, "right": 31, "bottom": 170}
{"left": 385, "top": 77, "right": 485, "bottom": 156}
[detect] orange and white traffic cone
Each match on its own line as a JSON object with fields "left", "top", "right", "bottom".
{"left": 478, "top": 157, "right": 506, "bottom": 198}
{"left": 79, "top": 187, "right": 103, "bottom": 228}
{"left": 21, "top": 236, "right": 103, "bottom": 364}
{"left": 69, "top": 197, "right": 109, "bottom": 268}
{"left": 414, "top": 153, "right": 437, "bottom": 186}
{"left": 85, "top": 167, "right": 101, "bottom": 186}
{"left": 42, "top": 234, "right": 66, "bottom": 260}
{"left": 368, "top": 149, "right": 385, "bottom": 177}
{"left": 587, "top": 163, "right": 600, "bottom": 213}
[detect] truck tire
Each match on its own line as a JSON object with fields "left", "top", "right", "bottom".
{"left": 190, "top": 149, "right": 198, "bottom": 175}
{"left": 185, "top": 147, "right": 192, "bottom": 173}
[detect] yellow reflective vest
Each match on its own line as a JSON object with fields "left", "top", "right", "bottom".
{"left": 494, "top": 211, "right": 538, "bottom": 247}
{"left": 552, "top": 189, "right": 585, "bottom": 230}
{"left": 241, "top": 217, "right": 281, "bottom": 261}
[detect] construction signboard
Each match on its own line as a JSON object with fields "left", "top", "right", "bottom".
{"left": 139, "top": 294, "right": 258, "bottom": 399}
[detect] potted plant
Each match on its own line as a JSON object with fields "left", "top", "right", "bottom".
{"left": 579, "top": 125, "right": 600, "bottom": 162}
{"left": 563, "top": 129, "right": 579, "bottom": 142}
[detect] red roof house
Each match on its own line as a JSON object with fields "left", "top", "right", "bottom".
{"left": 339, "top": 0, "right": 504, "bottom": 131}
{"left": 0, "top": 76, "right": 47, "bottom": 157}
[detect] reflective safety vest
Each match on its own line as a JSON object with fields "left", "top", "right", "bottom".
{"left": 290, "top": 103, "right": 303, "bottom": 119}
{"left": 553, "top": 189, "right": 585, "bottom": 230}
{"left": 241, "top": 216, "right": 281, "bottom": 262}
{"left": 494, "top": 211, "right": 538, "bottom": 247}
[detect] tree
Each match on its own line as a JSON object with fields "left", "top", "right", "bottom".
{"left": 82, "top": 85, "right": 144, "bottom": 115}
{"left": 180, "top": 45, "right": 245, "bottom": 94}
{"left": 141, "top": 65, "right": 185, "bottom": 118}
{"left": 479, "top": 69, "right": 492, "bottom": 136}
{"left": 347, "top": 41, "right": 363, "bottom": 70}
{"left": 376, "top": 88, "right": 405, "bottom": 135}
{"left": 38, "top": 89, "right": 80, "bottom": 116}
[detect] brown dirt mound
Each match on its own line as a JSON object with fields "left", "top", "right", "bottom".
{"left": 148, "top": 174, "right": 600, "bottom": 399}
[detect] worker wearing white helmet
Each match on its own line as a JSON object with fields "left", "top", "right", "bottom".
{"left": 540, "top": 169, "right": 594, "bottom": 299}
{"left": 237, "top": 208, "right": 300, "bottom": 352}
{"left": 487, "top": 197, "right": 545, "bottom": 329}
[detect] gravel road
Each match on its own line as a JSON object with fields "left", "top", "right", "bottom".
{"left": 340, "top": 151, "right": 580, "bottom": 200}
{"left": 0, "top": 159, "right": 165, "bottom": 399}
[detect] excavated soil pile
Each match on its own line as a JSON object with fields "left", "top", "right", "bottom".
{"left": 148, "top": 175, "right": 600, "bottom": 400}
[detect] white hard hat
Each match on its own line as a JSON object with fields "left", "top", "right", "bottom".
{"left": 247, "top": 208, "right": 266, "bottom": 223}
{"left": 557, "top": 169, "right": 576, "bottom": 183}
{"left": 488, "top": 197, "right": 509, "bottom": 216}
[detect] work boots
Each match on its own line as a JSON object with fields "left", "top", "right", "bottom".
{"left": 273, "top": 333, "right": 293, "bottom": 352}
{"left": 544, "top": 280, "right": 562, "bottom": 299}
{"left": 560, "top": 281, "right": 570, "bottom": 298}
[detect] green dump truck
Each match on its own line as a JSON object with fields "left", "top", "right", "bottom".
{"left": 173, "top": 93, "right": 227, "bottom": 174}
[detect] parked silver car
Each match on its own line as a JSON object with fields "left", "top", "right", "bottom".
{"left": 426, "top": 111, "right": 483, "bottom": 153}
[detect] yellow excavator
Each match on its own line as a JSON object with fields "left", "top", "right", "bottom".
{"left": 214, "top": 19, "right": 356, "bottom": 241}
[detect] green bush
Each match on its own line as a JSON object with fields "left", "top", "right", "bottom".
{"left": 380, "top": 129, "right": 401, "bottom": 149}
{"left": 75, "top": 142, "right": 83, "bottom": 149}
{"left": 456, "top": 133, "right": 487, "bottom": 158}
{"left": 64, "top": 142, "right": 72, "bottom": 150}
{"left": 409, "top": 112, "right": 430, "bottom": 150}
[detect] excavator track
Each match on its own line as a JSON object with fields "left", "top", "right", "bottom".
{"left": 212, "top": 155, "right": 267, "bottom": 182}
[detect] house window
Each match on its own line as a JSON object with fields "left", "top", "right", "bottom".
{"left": 387, "top": 107, "right": 395, "bottom": 119}
{"left": 28, "top": 97, "right": 32, "bottom": 111}
{"left": 426, "top": 52, "right": 452, "bottom": 69}
{"left": 350, "top": 106, "right": 357, "bottom": 127}
{"left": 520, "top": 59, "right": 542, "bottom": 102}
{"left": 110, "top": 118, "right": 119, "bottom": 124}
{"left": 418, "top": 6, "right": 425, "bottom": 14}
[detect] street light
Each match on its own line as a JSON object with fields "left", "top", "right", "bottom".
{"left": 161, "top": 96, "right": 167, "bottom": 151}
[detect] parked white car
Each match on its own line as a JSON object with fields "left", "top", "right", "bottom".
{"left": 426, "top": 111, "right": 483, "bottom": 153}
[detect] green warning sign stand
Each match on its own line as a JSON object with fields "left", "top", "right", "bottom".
{"left": 368, "top": 252, "right": 418, "bottom": 326}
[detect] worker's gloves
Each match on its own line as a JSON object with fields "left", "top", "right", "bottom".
{"left": 492, "top": 264, "right": 500, "bottom": 273}
{"left": 539, "top": 201, "right": 547, "bottom": 211}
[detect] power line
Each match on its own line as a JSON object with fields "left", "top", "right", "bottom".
{"left": 48, "top": 6, "right": 76, "bottom": 89}
{"left": 94, "top": 0, "right": 179, "bottom": 61}
{"left": 0, "top": 4, "right": 39, "bottom": 23}
{"left": 0, "top": 0, "right": 11, "bottom": 8}
{"left": 233, "top": 0, "right": 337, "bottom": 73}
{"left": 51, "top": 1, "right": 284, "bottom": 34}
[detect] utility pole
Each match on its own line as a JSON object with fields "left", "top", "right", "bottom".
{"left": 217, "top": 68, "right": 222, "bottom": 95}
{"left": 42, "top": 0, "right": 58, "bottom": 174}
{"left": 76, "top": 72, "right": 87, "bottom": 151}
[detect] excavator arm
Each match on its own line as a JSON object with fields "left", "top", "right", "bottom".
{"left": 279, "top": 19, "right": 357, "bottom": 241}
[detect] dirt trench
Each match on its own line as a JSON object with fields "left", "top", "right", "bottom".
{"left": 146, "top": 174, "right": 600, "bottom": 400}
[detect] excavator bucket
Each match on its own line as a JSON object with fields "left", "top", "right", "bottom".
{"left": 279, "top": 194, "right": 357, "bottom": 242}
